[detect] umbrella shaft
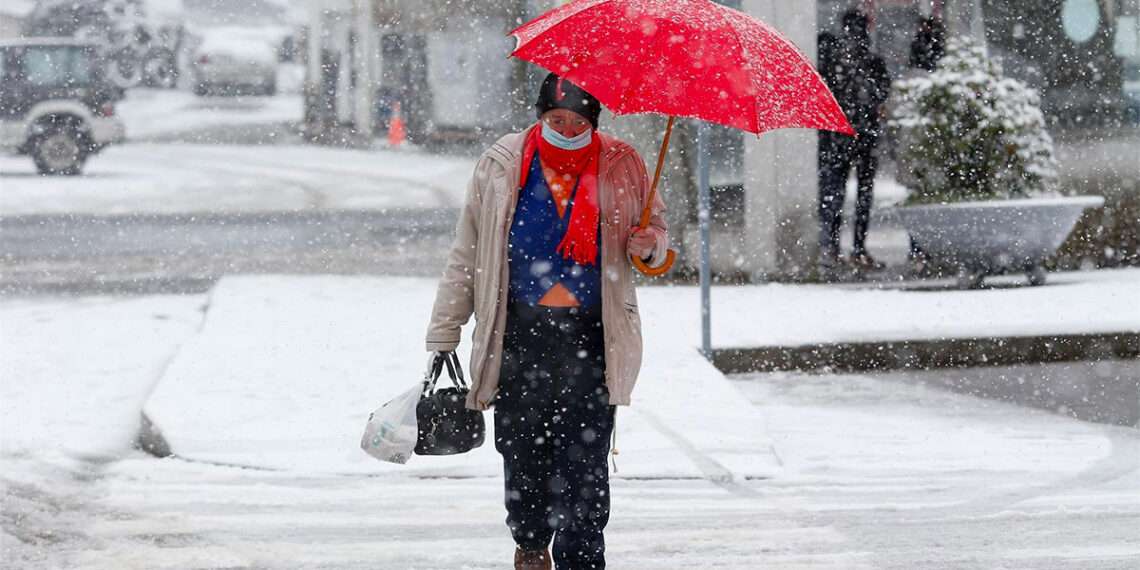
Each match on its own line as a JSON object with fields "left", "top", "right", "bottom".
{"left": 641, "top": 116, "right": 675, "bottom": 229}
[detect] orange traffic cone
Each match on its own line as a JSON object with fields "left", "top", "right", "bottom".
{"left": 388, "top": 102, "right": 406, "bottom": 148}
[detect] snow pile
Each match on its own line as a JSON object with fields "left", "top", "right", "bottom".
{"left": 0, "top": 295, "right": 206, "bottom": 459}
{"left": 890, "top": 37, "right": 1060, "bottom": 205}
{"left": 142, "top": 276, "right": 773, "bottom": 479}
{"left": 193, "top": 26, "right": 282, "bottom": 64}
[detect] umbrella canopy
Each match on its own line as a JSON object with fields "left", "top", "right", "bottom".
{"left": 510, "top": 0, "right": 854, "bottom": 136}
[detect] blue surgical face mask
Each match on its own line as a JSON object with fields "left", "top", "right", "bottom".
{"left": 541, "top": 121, "right": 593, "bottom": 151}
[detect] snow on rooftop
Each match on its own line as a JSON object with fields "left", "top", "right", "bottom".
{"left": 192, "top": 25, "right": 290, "bottom": 62}
{"left": 0, "top": 0, "right": 36, "bottom": 18}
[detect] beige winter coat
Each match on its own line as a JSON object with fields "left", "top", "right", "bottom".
{"left": 425, "top": 125, "right": 669, "bottom": 410}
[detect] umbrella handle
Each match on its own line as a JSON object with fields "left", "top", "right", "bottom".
{"left": 632, "top": 248, "right": 676, "bottom": 276}
{"left": 632, "top": 116, "right": 676, "bottom": 277}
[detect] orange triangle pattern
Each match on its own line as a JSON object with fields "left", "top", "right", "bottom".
{"left": 537, "top": 282, "right": 580, "bottom": 307}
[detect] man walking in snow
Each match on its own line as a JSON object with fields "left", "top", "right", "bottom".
{"left": 818, "top": 10, "right": 892, "bottom": 275}
{"left": 426, "top": 73, "right": 669, "bottom": 570}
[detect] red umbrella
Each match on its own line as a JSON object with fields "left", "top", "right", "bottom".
{"left": 510, "top": 0, "right": 854, "bottom": 275}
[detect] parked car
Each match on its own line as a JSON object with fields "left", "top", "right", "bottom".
{"left": 191, "top": 33, "right": 277, "bottom": 96}
{"left": 0, "top": 38, "right": 125, "bottom": 175}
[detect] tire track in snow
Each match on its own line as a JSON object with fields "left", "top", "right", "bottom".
{"left": 138, "top": 145, "right": 332, "bottom": 210}
{"left": 635, "top": 408, "right": 762, "bottom": 498}
{"left": 943, "top": 423, "right": 1140, "bottom": 519}
{"left": 145, "top": 144, "right": 461, "bottom": 209}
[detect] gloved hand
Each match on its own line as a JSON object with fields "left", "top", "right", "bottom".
{"left": 627, "top": 227, "right": 657, "bottom": 260}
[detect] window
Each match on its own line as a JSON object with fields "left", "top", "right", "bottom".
{"left": 1062, "top": 0, "right": 1101, "bottom": 44}
{"left": 23, "top": 46, "right": 93, "bottom": 86}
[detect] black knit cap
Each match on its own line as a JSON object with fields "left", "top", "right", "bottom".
{"left": 534, "top": 72, "right": 602, "bottom": 129}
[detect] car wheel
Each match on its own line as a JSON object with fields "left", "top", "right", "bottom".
{"left": 1026, "top": 265, "right": 1047, "bottom": 287}
{"left": 194, "top": 82, "right": 210, "bottom": 96}
{"left": 143, "top": 49, "right": 179, "bottom": 89}
{"left": 263, "top": 80, "right": 277, "bottom": 96}
{"left": 108, "top": 47, "right": 144, "bottom": 89}
{"left": 32, "top": 127, "right": 87, "bottom": 176}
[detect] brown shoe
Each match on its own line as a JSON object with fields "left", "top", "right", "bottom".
{"left": 514, "top": 546, "right": 552, "bottom": 570}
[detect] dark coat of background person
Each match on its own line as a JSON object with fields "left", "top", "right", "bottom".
{"left": 817, "top": 11, "right": 892, "bottom": 266}
{"left": 910, "top": 16, "right": 946, "bottom": 72}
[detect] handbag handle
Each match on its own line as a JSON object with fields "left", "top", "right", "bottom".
{"left": 422, "top": 351, "right": 468, "bottom": 396}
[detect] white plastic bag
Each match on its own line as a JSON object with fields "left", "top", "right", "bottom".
{"left": 361, "top": 383, "right": 422, "bottom": 464}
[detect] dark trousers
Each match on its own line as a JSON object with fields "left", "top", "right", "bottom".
{"left": 495, "top": 303, "right": 614, "bottom": 570}
{"left": 819, "top": 132, "right": 879, "bottom": 258}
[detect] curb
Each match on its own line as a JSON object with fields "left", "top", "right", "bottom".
{"left": 136, "top": 411, "right": 173, "bottom": 458}
{"left": 715, "top": 332, "right": 1140, "bottom": 428}
{"left": 711, "top": 332, "right": 1140, "bottom": 374}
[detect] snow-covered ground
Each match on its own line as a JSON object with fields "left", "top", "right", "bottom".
{"left": 3, "top": 68, "right": 1137, "bottom": 568}
{"left": 0, "top": 295, "right": 207, "bottom": 461}
{"left": 3, "top": 284, "right": 1138, "bottom": 568}
{"left": 0, "top": 143, "right": 473, "bottom": 216}
{"left": 696, "top": 268, "right": 1140, "bottom": 347}
{"left": 3, "top": 274, "right": 1138, "bottom": 568}
{"left": 140, "top": 275, "right": 778, "bottom": 480}
{"left": 1, "top": 83, "right": 489, "bottom": 218}
{"left": 117, "top": 78, "right": 304, "bottom": 141}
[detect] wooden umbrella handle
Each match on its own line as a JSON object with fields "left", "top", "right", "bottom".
{"left": 632, "top": 116, "right": 677, "bottom": 276}
{"left": 640, "top": 116, "right": 673, "bottom": 229}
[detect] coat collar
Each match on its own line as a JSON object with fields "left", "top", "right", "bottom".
{"left": 488, "top": 125, "right": 636, "bottom": 190}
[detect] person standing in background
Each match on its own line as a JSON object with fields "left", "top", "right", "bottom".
{"left": 817, "top": 30, "right": 846, "bottom": 275}
{"left": 818, "top": 10, "right": 892, "bottom": 275}
{"left": 910, "top": 15, "right": 946, "bottom": 72}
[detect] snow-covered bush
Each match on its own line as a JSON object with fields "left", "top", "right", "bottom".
{"left": 889, "top": 38, "right": 1059, "bottom": 205}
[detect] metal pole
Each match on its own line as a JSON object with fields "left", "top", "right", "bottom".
{"left": 697, "top": 121, "right": 712, "bottom": 357}
{"left": 305, "top": 1, "right": 324, "bottom": 136}
{"left": 352, "top": 0, "right": 375, "bottom": 139}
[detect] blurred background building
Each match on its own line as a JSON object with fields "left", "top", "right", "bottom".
{"left": 5, "top": 0, "right": 1135, "bottom": 281}
{"left": 302, "top": 0, "right": 1138, "bottom": 280}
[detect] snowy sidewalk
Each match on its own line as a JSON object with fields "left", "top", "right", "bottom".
{"left": 7, "top": 359, "right": 1137, "bottom": 569}
{"left": 4, "top": 276, "right": 1139, "bottom": 568}
{"left": 691, "top": 268, "right": 1140, "bottom": 348}
{"left": 0, "top": 296, "right": 206, "bottom": 459}
{"left": 139, "top": 269, "right": 1140, "bottom": 481}
{"left": 143, "top": 276, "right": 780, "bottom": 481}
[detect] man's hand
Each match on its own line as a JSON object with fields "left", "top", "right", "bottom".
{"left": 426, "top": 350, "right": 454, "bottom": 377}
{"left": 627, "top": 227, "right": 656, "bottom": 260}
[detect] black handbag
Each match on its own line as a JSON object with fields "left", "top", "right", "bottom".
{"left": 414, "top": 352, "right": 485, "bottom": 456}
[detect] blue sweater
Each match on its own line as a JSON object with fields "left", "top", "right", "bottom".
{"left": 508, "top": 154, "right": 602, "bottom": 308}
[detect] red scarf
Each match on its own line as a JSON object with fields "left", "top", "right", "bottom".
{"left": 519, "top": 124, "right": 601, "bottom": 266}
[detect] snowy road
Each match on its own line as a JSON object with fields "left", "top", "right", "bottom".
{"left": 0, "top": 143, "right": 473, "bottom": 216}
{"left": 1, "top": 209, "right": 456, "bottom": 294}
{"left": 1, "top": 142, "right": 475, "bottom": 294}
